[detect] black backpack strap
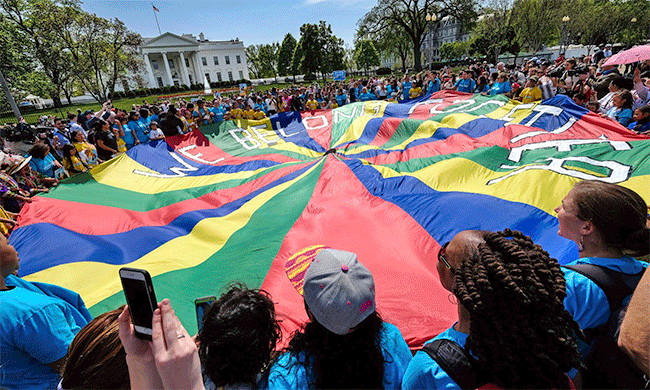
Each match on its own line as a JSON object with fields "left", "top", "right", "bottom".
{"left": 421, "top": 339, "right": 481, "bottom": 389}
{"left": 564, "top": 264, "right": 645, "bottom": 313}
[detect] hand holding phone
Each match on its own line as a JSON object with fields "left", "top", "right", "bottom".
{"left": 195, "top": 295, "right": 216, "bottom": 332}
{"left": 119, "top": 267, "right": 157, "bottom": 340}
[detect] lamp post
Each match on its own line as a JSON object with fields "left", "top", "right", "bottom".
{"left": 426, "top": 12, "right": 437, "bottom": 70}
{"left": 560, "top": 16, "right": 570, "bottom": 56}
{"left": 630, "top": 17, "right": 637, "bottom": 47}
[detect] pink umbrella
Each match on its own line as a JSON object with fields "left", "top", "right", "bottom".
{"left": 603, "top": 44, "right": 650, "bottom": 66}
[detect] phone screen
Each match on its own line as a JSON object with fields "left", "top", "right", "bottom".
{"left": 195, "top": 296, "right": 216, "bottom": 332}
{"left": 120, "top": 269, "right": 156, "bottom": 338}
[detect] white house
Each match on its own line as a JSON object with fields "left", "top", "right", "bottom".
{"left": 140, "top": 32, "right": 250, "bottom": 88}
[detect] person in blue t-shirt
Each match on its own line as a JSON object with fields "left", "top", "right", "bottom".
{"left": 403, "top": 230, "right": 581, "bottom": 390}
{"left": 210, "top": 100, "right": 226, "bottom": 123}
{"left": 453, "top": 70, "right": 477, "bottom": 93}
{"left": 427, "top": 71, "right": 440, "bottom": 94}
{"left": 627, "top": 105, "right": 650, "bottom": 134}
{"left": 555, "top": 181, "right": 649, "bottom": 360}
{"left": 335, "top": 89, "right": 347, "bottom": 107}
{"left": 126, "top": 111, "right": 149, "bottom": 147}
{"left": 358, "top": 87, "right": 378, "bottom": 102}
{"left": 487, "top": 73, "right": 512, "bottom": 96}
{"left": 265, "top": 246, "right": 412, "bottom": 390}
{"left": 0, "top": 235, "right": 90, "bottom": 390}
{"left": 402, "top": 75, "right": 413, "bottom": 101}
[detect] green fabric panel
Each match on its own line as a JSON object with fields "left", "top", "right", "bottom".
{"left": 89, "top": 159, "right": 324, "bottom": 333}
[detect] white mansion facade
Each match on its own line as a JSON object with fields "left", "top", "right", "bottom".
{"left": 140, "top": 32, "right": 250, "bottom": 88}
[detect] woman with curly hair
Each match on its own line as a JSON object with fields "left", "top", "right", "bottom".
{"left": 403, "top": 229, "right": 582, "bottom": 389}
{"left": 265, "top": 246, "right": 412, "bottom": 389}
{"left": 197, "top": 283, "right": 280, "bottom": 389}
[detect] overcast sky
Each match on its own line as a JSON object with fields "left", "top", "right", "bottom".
{"left": 82, "top": 0, "right": 376, "bottom": 48}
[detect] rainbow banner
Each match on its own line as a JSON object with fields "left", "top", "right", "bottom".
{"left": 10, "top": 91, "right": 650, "bottom": 349}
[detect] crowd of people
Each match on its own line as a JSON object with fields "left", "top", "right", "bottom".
{"left": 0, "top": 178, "right": 648, "bottom": 389}
{"left": 0, "top": 46, "right": 649, "bottom": 389}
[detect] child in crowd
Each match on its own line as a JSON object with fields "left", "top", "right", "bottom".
{"left": 628, "top": 105, "right": 650, "bottom": 134}
{"left": 62, "top": 144, "right": 88, "bottom": 175}
{"left": 573, "top": 92, "right": 587, "bottom": 107}
{"left": 148, "top": 121, "right": 165, "bottom": 141}
{"left": 603, "top": 89, "right": 634, "bottom": 126}
{"left": 586, "top": 100, "right": 600, "bottom": 113}
{"left": 517, "top": 76, "right": 542, "bottom": 103}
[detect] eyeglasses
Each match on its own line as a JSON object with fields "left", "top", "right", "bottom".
{"left": 438, "top": 242, "right": 453, "bottom": 271}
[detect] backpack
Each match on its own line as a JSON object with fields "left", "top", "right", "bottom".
{"left": 421, "top": 339, "right": 484, "bottom": 389}
{"left": 421, "top": 339, "right": 576, "bottom": 390}
{"left": 563, "top": 263, "right": 648, "bottom": 389}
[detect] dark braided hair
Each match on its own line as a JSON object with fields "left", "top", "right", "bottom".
{"left": 453, "top": 229, "right": 582, "bottom": 389}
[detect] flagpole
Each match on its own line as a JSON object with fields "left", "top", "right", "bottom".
{"left": 152, "top": 3, "right": 162, "bottom": 35}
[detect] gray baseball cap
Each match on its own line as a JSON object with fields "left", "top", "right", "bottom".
{"left": 302, "top": 248, "right": 376, "bottom": 335}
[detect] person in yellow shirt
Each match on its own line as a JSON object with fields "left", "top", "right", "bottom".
{"left": 517, "top": 76, "right": 542, "bottom": 104}
{"left": 230, "top": 103, "right": 243, "bottom": 120}
{"left": 253, "top": 106, "right": 267, "bottom": 120}
{"left": 72, "top": 131, "right": 98, "bottom": 165}
{"left": 243, "top": 104, "right": 255, "bottom": 120}
{"left": 306, "top": 94, "right": 319, "bottom": 111}
{"left": 409, "top": 80, "right": 423, "bottom": 98}
{"left": 330, "top": 98, "right": 339, "bottom": 109}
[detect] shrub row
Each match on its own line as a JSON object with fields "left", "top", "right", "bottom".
{"left": 108, "top": 79, "right": 251, "bottom": 99}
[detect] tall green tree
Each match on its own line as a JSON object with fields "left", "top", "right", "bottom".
{"left": 277, "top": 33, "right": 297, "bottom": 77}
{"left": 359, "top": 21, "right": 410, "bottom": 73}
{"left": 469, "top": 0, "right": 519, "bottom": 63}
{"left": 439, "top": 41, "right": 469, "bottom": 62}
{"left": 58, "top": 11, "right": 142, "bottom": 102}
{"left": 1, "top": 0, "right": 78, "bottom": 107}
{"left": 291, "top": 41, "right": 303, "bottom": 82}
{"left": 1, "top": 0, "right": 141, "bottom": 105}
{"left": 294, "top": 21, "right": 345, "bottom": 83}
{"left": 511, "top": 0, "right": 560, "bottom": 54}
{"left": 358, "top": 0, "right": 478, "bottom": 71}
{"left": 354, "top": 39, "right": 380, "bottom": 75}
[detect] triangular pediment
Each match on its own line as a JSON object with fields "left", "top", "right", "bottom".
{"left": 143, "top": 32, "right": 199, "bottom": 50}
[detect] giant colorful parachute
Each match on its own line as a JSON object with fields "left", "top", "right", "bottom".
{"left": 11, "top": 91, "right": 650, "bottom": 349}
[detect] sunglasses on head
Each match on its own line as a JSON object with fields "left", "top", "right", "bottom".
{"left": 438, "top": 242, "right": 453, "bottom": 270}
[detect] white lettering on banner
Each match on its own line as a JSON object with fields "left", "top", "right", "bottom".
{"left": 487, "top": 156, "right": 632, "bottom": 185}
{"left": 486, "top": 137, "right": 633, "bottom": 185}
{"left": 303, "top": 115, "right": 328, "bottom": 131}
{"left": 506, "top": 137, "right": 631, "bottom": 162}
{"left": 408, "top": 99, "right": 505, "bottom": 115}
{"left": 408, "top": 99, "right": 443, "bottom": 115}
{"left": 276, "top": 121, "right": 299, "bottom": 138}
{"left": 133, "top": 151, "right": 199, "bottom": 178}
{"left": 443, "top": 99, "right": 476, "bottom": 113}
{"left": 464, "top": 100, "right": 506, "bottom": 112}
{"left": 510, "top": 117, "right": 577, "bottom": 143}
{"left": 362, "top": 103, "right": 382, "bottom": 117}
{"left": 229, "top": 128, "right": 261, "bottom": 150}
{"left": 177, "top": 145, "right": 225, "bottom": 165}
{"left": 251, "top": 124, "right": 279, "bottom": 145}
{"left": 333, "top": 105, "right": 361, "bottom": 123}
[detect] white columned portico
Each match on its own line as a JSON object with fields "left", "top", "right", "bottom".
{"left": 178, "top": 52, "right": 191, "bottom": 86}
{"left": 143, "top": 53, "right": 157, "bottom": 87}
{"left": 161, "top": 52, "right": 173, "bottom": 86}
{"left": 195, "top": 53, "right": 206, "bottom": 85}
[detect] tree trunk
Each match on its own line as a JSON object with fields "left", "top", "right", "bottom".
{"left": 413, "top": 44, "right": 422, "bottom": 71}
{"left": 52, "top": 95, "right": 63, "bottom": 108}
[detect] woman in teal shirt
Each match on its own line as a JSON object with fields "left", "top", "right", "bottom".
{"left": 126, "top": 111, "right": 149, "bottom": 148}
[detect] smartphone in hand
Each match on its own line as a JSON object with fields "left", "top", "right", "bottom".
{"left": 119, "top": 267, "right": 157, "bottom": 340}
{"left": 195, "top": 295, "right": 216, "bottom": 332}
